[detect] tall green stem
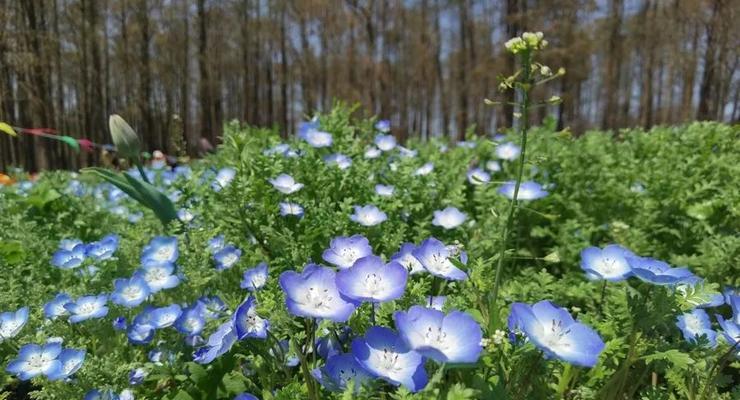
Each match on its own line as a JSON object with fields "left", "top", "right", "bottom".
{"left": 489, "top": 50, "right": 533, "bottom": 332}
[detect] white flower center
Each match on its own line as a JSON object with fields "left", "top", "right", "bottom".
{"left": 77, "top": 302, "right": 97, "bottom": 316}
{"left": 684, "top": 315, "right": 703, "bottom": 333}
{"left": 302, "top": 286, "right": 334, "bottom": 311}
{"left": 123, "top": 286, "right": 142, "bottom": 301}
{"left": 364, "top": 273, "right": 382, "bottom": 295}
{"left": 424, "top": 326, "right": 449, "bottom": 349}
{"left": 155, "top": 246, "right": 174, "bottom": 261}
{"left": 541, "top": 319, "right": 571, "bottom": 351}
{"left": 250, "top": 274, "right": 266, "bottom": 288}
{"left": 26, "top": 353, "right": 54, "bottom": 373}
{"left": 378, "top": 348, "right": 402, "bottom": 373}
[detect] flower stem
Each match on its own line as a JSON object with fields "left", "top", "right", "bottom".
{"left": 135, "top": 162, "right": 151, "bottom": 184}
{"left": 489, "top": 50, "right": 533, "bottom": 332}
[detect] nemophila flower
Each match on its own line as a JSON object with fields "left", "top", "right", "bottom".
{"left": 44, "top": 294, "right": 72, "bottom": 320}
{"left": 233, "top": 295, "right": 269, "bottom": 340}
{"left": 269, "top": 173, "right": 304, "bottom": 194}
{"left": 234, "top": 394, "right": 259, "bottom": 400}
{"left": 198, "top": 296, "right": 227, "bottom": 319}
{"left": 457, "top": 140, "right": 476, "bottom": 149}
{"left": 241, "top": 262, "right": 269, "bottom": 291}
{"left": 316, "top": 331, "right": 344, "bottom": 360}
{"left": 65, "top": 295, "right": 109, "bottom": 323}
{"left": 279, "top": 202, "right": 304, "bottom": 217}
{"left": 177, "top": 208, "right": 195, "bottom": 223}
{"left": 375, "top": 184, "right": 394, "bottom": 197}
{"left": 509, "top": 301, "right": 605, "bottom": 367}
{"left": 350, "top": 205, "right": 387, "bottom": 227}
{"left": 351, "top": 326, "right": 428, "bottom": 392}
{"left": 270, "top": 339, "right": 300, "bottom": 367}
{"left": 579, "top": 244, "right": 633, "bottom": 282}
{"left": 149, "top": 304, "right": 183, "bottom": 329}
{"left": 467, "top": 168, "right": 491, "bottom": 185}
{"left": 427, "top": 296, "right": 446, "bottom": 311}
{"left": 394, "top": 306, "right": 482, "bottom": 363}
{"left": 676, "top": 309, "right": 717, "bottom": 347}
{"left": 85, "top": 234, "right": 119, "bottom": 261}
{"left": 312, "top": 353, "right": 373, "bottom": 393}
{"left": 47, "top": 348, "right": 86, "bottom": 381}
{"left": 140, "top": 236, "right": 179, "bottom": 265}
{"left": 336, "top": 255, "right": 408, "bottom": 303}
{"left": 129, "top": 368, "right": 147, "bottom": 385}
{"left": 727, "top": 293, "right": 740, "bottom": 324}
{"left": 214, "top": 245, "right": 242, "bottom": 270}
{"left": 279, "top": 264, "right": 358, "bottom": 322}
{"left": 127, "top": 323, "right": 155, "bottom": 345}
{"left": 413, "top": 238, "right": 467, "bottom": 281}
{"left": 432, "top": 207, "right": 467, "bottom": 230}
{"left": 59, "top": 238, "right": 83, "bottom": 251}
{"left": 364, "top": 147, "right": 382, "bottom": 159}
{"left": 135, "top": 261, "right": 180, "bottom": 292}
{"left": 486, "top": 160, "right": 501, "bottom": 172}
{"left": 84, "top": 389, "right": 120, "bottom": 400}
{"left": 208, "top": 235, "right": 225, "bottom": 253}
{"left": 175, "top": 304, "right": 206, "bottom": 336}
{"left": 715, "top": 315, "right": 739, "bottom": 355}
{"left": 6, "top": 343, "right": 62, "bottom": 381}
{"left": 391, "top": 243, "right": 425, "bottom": 275}
{"left": 113, "top": 317, "right": 127, "bottom": 331}
{"left": 398, "top": 146, "right": 417, "bottom": 158}
{"left": 375, "top": 134, "right": 396, "bottom": 151}
{"left": 495, "top": 142, "right": 521, "bottom": 160}
{"left": 627, "top": 256, "right": 694, "bottom": 285}
{"left": 302, "top": 129, "right": 333, "bottom": 148}
{"left": 111, "top": 276, "right": 151, "bottom": 308}
{"left": 414, "top": 162, "right": 434, "bottom": 176}
{"left": 324, "top": 153, "right": 352, "bottom": 169}
{"left": 264, "top": 143, "right": 291, "bottom": 156}
{"left": 0, "top": 306, "right": 29, "bottom": 340}
{"left": 375, "top": 119, "right": 391, "bottom": 133}
{"left": 212, "top": 167, "right": 236, "bottom": 191}
{"left": 128, "top": 212, "right": 143, "bottom": 224}
{"left": 51, "top": 244, "right": 87, "bottom": 269}
{"left": 498, "top": 180, "right": 548, "bottom": 200}
{"left": 120, "top": 389, "right": 134, "bottom": 400}
{"left": 193, "top": 321, "right": 237, "bottom": 364}
{"left": 322, "top": 235, "right": 373, "bottom": 269}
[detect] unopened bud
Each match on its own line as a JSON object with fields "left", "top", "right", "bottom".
{"left": 109, "top": 115, "right": 141, "bottom": 160}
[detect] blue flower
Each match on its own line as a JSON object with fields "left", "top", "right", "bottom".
{"left": 234, "top": 394, "right": 259, "bottom": 400}
{"left": 111, "top": 276, "right": 151, "bottom": 308}
{"left": 193, "top": 321, "right": 237, "bottom": 364}
{"left": 51, "top": 243, "right": 87, "bottom": 269}
{"left": 414, "top": 162, "right": 434, "bottom": 176}
{"left": 279, "top": 202, "right": 304, "bottom": 217}
{"left": 208, "top": 235, "right": 225, "bottom": 253}
{"left": 375, "top": 134, "right": 396, "bottom": 151}
{"left": 391, "top": 243, "right": 425, "bottom": 275}
{"left": 84, "top": 389, "right": 120, "bottom": 400}
{"left": 466, "top": 168, "right": 491, "bottom": 185}
{"left": 0, "top": 306, "right": 29, "bottom": 340}
{"left": 269, "top": 174, "right": 304, "bottom": 194}
{"left": 486, "top": 160, "right": 501, "bottom": 172}
{"left": 233, "top": 295, "right": 269, "bottom": 340}
{"left": 351, "top": 326, "right": 428, "bottom": 392}
{"left": 148, "top": 304, "right": 183, "bottom": 329}
{"left": 65, "top": 295, "right": 109, "bottom": 323}
{"left": 322, "top": 235, "right": 373, "bottom": 269}
{"left": 301, "top": 129, "right": 333, "bottom": 148}
{"left": 44, "top": 294, "right": 72, "bottom": 320}
{"left": 177, "top": 208, "right": 195, "bottom": 223}
{"left": 279, "top": 264, "right": 358, "bottom": 322}
{"left": 495, "top": 142, "right": 520, "bottom": 160}
{"left": 350, "top": 205, "right": 387, "bottom": 227}
{"left": 59, "top": 238, "right": 83, "bottom": 251}
{"left": 432, "top": 207, "right": 467, "bottom": 230}
{"left": 297, "top": 118, "right": 320, "bottom": 138}
{"left": 86, "top": 234, "right": 119, "bottom": 261}
{"left": 241, "top": 262, "right": 269, "bottom": 291}
{"left": 214, "top": 245, "right": 242, "bottom": 271}
{"left": 113, "top": 316, "right": 127, "bottom": 331}
{"left": 174, "top": 303, "right": 206, "bottom": 336}
{"left": 412, "top": 238, "right": 467, "bottom": 281}
{"left": 498, "top": 181, "right": 548, "bottom": 200}
{"left": 129, "top": 367, "right": 147, "bottom": 385}
{"left": 47, "top": 348, "right": 86, "bottom": 381}
{"left": 579, "top": 245, "right": 633, "bottom": 282}
{"left": 364, "top": 147, "right": 382, "bottom": 159}
{"left": 427, "top": 296, "right": 446, "bottom": 311}
{"left": 324, "top": 154, "right": 352, "bottom": 170}
{"left": 6, "top": 343, "right": 62, "bottom": 380}
{"left": 374, "top": 184, "right": 394, "bottom": 197}
{"left": 134, "top": 261, "right": 180, "bottom": 292}
{"left": 212, "top": 167, "right": 236, "bottom": 191}
{"left": 312, "top": 353, "right": 373, "bottom": 392}
{"left": 727, "top": 293, "right": 740, "bottom": 324}
{"left": 140, "top": 236, "right": 179, "bottom": 265}
{"left": 509, "top": 301, "right": 605, "bottom": 367}
{"left": 676, "top": 309, "right": 716, "bottom": 347}
{"left": 628, "top": 256, "right": 694, "bottom": 285}
{"left": 715, "top": 315, "right": 739, "bottom": 357}
{"left": 394, "top": 306, "right": 482, "bottom": 363}
{"left": 336, "top": 255, "right": 408, "bottom": 303}
{"left": 126, "top": 323, "right": 155, "bottom": 345}
{"left": 375, "top": 119, "right": 391, "bottom": 133}
{"left": 198, "top": 296, "right": 227, "bottom": 319}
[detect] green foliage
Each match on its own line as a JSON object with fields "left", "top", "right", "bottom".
{"left": 0, "top": 107, "right": 738, "bottom": 400}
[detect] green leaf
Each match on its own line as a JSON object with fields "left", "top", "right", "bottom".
{"left": 82, "top": 167, "right": 147, "bottom": 205}
{"left": 24, "top": 188, "right": 61, "bottom": 208}
{"left": 171, "top": 390, "right": 195, "bottom": 400}
{"left": 122, "top": 172, "right": 178, "bottom": 225}
{"left": 0, "top": 241, "right": 24, "bottom": 264}
{"left": 641, "top": 349, "right": 694, "bottom": 370}
{"left": 218, "top": 371, "right": 247, "bottom": 396}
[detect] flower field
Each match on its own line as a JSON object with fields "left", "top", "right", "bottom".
{"left": 0, "top": 106, "right": 738, "bottom": 399}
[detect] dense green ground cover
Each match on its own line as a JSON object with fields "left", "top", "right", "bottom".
{"left": 0, "top": 108, "right": 738, "bottom": 399}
